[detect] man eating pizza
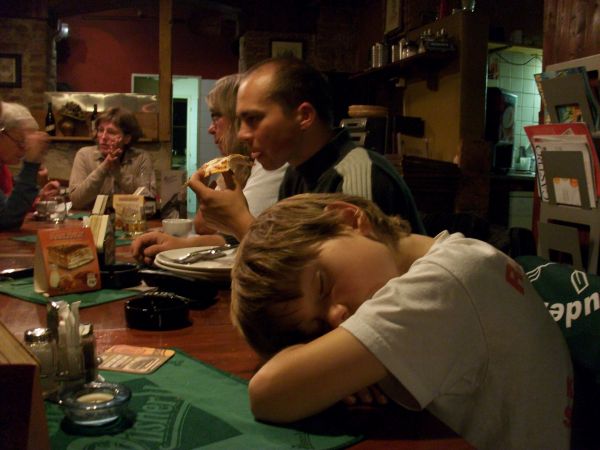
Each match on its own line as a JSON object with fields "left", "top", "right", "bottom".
{"left": 187, "top": 57, "right": 425, "bottom": 241}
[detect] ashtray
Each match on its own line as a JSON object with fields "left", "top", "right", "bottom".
{"left": 125, "top": 292, "right": 191, "bottom": 330}
{"left": 58, "top": 381, "right": 131, "bottom": 427}
{"left": 139, "top": 268, "right": 219, "bottom": 309}
{"left": 100, "top": 263, "right": 141, "bottom": 289}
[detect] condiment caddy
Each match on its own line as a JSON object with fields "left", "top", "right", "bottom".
{"left": 25, "top": 300, "right": 132, "bottom": 427}
{"left": 24, "top": 300, "right": 99, "bottom": 400}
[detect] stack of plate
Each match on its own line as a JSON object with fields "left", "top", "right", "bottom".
{"left": 154, "top": 247, "right": 236, "bottom": 281}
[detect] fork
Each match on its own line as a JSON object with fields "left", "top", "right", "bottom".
{"left": 164, "top": 243, "right": 237, "bottom": 264}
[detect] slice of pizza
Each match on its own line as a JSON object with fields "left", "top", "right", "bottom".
{"left": 200, "top": 154, "right": 253, "bottom": 177}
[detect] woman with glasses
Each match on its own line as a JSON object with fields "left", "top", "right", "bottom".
{"left": 0, "top": 101, "right": 61, "bottom": 229}
{"left": 68, "top": 107, "right": 156, "bottom": 209}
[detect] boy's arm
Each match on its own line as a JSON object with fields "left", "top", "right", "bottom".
{"left": 248, "top": 327, "right": 416, "bottom": 423}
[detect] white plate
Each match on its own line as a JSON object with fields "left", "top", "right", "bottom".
{"left": 153, "top": 258, "right": 231, "bottom": 281}
{"left": 155, "top": 247, "right": 236, "bottom": 272}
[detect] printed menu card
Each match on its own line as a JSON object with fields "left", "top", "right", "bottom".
{"left": 34, "top": 227, "right": 101, "bottom": 296}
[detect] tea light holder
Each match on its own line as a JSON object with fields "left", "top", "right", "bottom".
{"left": 58, "top": 381, "right": 131, "bottom": 426}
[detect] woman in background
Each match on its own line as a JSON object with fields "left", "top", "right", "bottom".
{"left": 0, "top": 101, "right": 60, "bottom": 229}
{"left": 68, "top": 107, "right": 156, "bottom": 209}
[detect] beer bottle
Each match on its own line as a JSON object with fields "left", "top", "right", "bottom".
{"left": 45, "top": 102, "right": 56, "bottom": 136}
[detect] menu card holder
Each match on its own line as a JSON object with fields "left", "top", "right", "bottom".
{"left": 33, "top": 227, "right": 101, "bottom": 296}
{"left": 91, "top": 194, "right": 109, "bottom": 215}
{"left": 0, "top": 321, "right": 50, "bottom": 450}
{"left": 88, "top": 214, "right": 115, "bottom": 266}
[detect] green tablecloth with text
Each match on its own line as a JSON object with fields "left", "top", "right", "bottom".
{"left": 11, "top": 230, "right": 132, "bottom": 247}
{"left": 46, "top": 351, "right": 361, "bottom": 449}
{"left": 0, "top": 277, "right": 136, "bottom": 308}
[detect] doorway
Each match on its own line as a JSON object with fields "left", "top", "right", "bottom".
{"left": 132, "top": 74, "right": 220, "bottom": 214}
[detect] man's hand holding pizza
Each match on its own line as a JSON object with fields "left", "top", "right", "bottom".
{"left": 187, "top": 156, "right": 255, "bottom": 241}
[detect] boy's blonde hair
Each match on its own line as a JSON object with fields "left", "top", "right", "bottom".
{"left": 231, "top": 193, "right": 411, "bottom": 358}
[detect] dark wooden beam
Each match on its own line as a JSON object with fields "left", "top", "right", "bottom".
{"left": 158, "top": 0, "right": 172, "bottom": 142}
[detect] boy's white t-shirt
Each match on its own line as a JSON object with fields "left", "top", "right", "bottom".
{"left": 341, "top": 231, "right": 573, "bottom": 450}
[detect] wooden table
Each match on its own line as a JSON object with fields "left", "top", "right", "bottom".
{"left": 0, "top": 214, "right": 472, "bottom": 450}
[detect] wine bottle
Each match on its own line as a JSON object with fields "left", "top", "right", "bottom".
{"left": 45, "top": 102, "right": 56, "bottom": 136}
{"left": 90, "top": 104, "right": 98, "bottom": 133}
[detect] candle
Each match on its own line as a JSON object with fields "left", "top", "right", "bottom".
{"left": 77, "top": 392, "right": 114, "bottom": 404}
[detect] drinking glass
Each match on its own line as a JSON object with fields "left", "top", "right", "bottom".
{"left": 121, "top": 206, "right": 146, "bottom": 238}
{"left": 48, "top": 195, "right": 67, "bottom": 224}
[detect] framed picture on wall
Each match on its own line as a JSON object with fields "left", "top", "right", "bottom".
{"left": 385, "top": 0, "right": 403, "bottom": 36}
{"left": 0, "top": 54, "right": 22, "bottom": 88}
{"left": 270, "top": 40, "right": 304, "bottom": 59}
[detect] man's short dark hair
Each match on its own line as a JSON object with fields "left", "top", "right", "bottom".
{"left": 246, "top": 57, "right": 334, "bottom": 126}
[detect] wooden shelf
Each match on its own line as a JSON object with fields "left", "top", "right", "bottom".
{"left": 488, "top": 42, "right": 543, "bottom": 56}
{"left": 349, "top": 50, "right": 457, "bottom": 91}
{"left": 49, "top": 136, "right": 92, "bottom": 142}
{"left": 49, "top": 137, "right": 156, "bottom": 143}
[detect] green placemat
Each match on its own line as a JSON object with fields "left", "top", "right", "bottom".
{"left": 10, "top": 234, "right": 37, "bottom": 243}
{"left": 46, "top": 351, "right": 362, "bottom": 449}
{"left": 0, "top": 277, "right": 136, "bottom": 308}
{"left": 69, "top": 212, "right": 89, "bottom": 220}
{"left": 11, "top": 233, "right": 132, "bottom": 246}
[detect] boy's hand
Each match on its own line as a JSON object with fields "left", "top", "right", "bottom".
{"left": 343, "top": 384, "right": 388, "bottom": 406}
{"left": 187, "top": 170, "right": 254, "bottom": 240}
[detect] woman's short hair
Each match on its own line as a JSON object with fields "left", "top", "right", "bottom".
{"left": 0, "top": 102, "right": 39, "bottom": 130}
{"left": 231, "top": 193, "right": 410, "bottom": 358}
{"left": 95, "top": 107, "right": 142, "bottom": 150}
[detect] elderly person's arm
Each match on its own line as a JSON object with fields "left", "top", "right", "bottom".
{"left": 0, "top": 162, "right": 40, "bottom": 229}
{"left": 0, "top": 131, "right": 49, "bottom": 229}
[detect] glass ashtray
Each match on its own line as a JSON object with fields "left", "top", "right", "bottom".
{"left": 58, "top": 381, "right": 131, "bottom": 426}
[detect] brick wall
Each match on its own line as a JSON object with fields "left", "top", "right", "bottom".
{"left": 0, "top": 17, "right": 55, "bottom": 109}
{"left": 239, "top": 2, "right": 362, "bottom": 73}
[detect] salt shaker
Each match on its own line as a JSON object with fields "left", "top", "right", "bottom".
{"left": 24, "top": 327, "right": 58, "bottom": 398}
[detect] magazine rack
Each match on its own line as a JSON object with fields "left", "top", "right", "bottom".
{"left": 538, "top": 201, "right": 600, "bottom": 275}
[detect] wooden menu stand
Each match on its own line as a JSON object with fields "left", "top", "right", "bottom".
{"left": 0, "top": 321, "right": 50, "bottom": 450}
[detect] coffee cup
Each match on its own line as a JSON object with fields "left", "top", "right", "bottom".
{"left": 162, "top": 218, "right": 193, "bottom": 237}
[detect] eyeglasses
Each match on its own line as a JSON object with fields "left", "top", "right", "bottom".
{"left": 0, "top": 127, "right": 26, "bottom": 150}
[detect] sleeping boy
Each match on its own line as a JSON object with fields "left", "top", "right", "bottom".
{"left": 231, "top": 193, "right": 572, "bottom": 450}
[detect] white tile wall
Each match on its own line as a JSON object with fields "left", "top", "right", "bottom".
{"left": 488, "top": 49, "right": 543, "bottom": 165}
